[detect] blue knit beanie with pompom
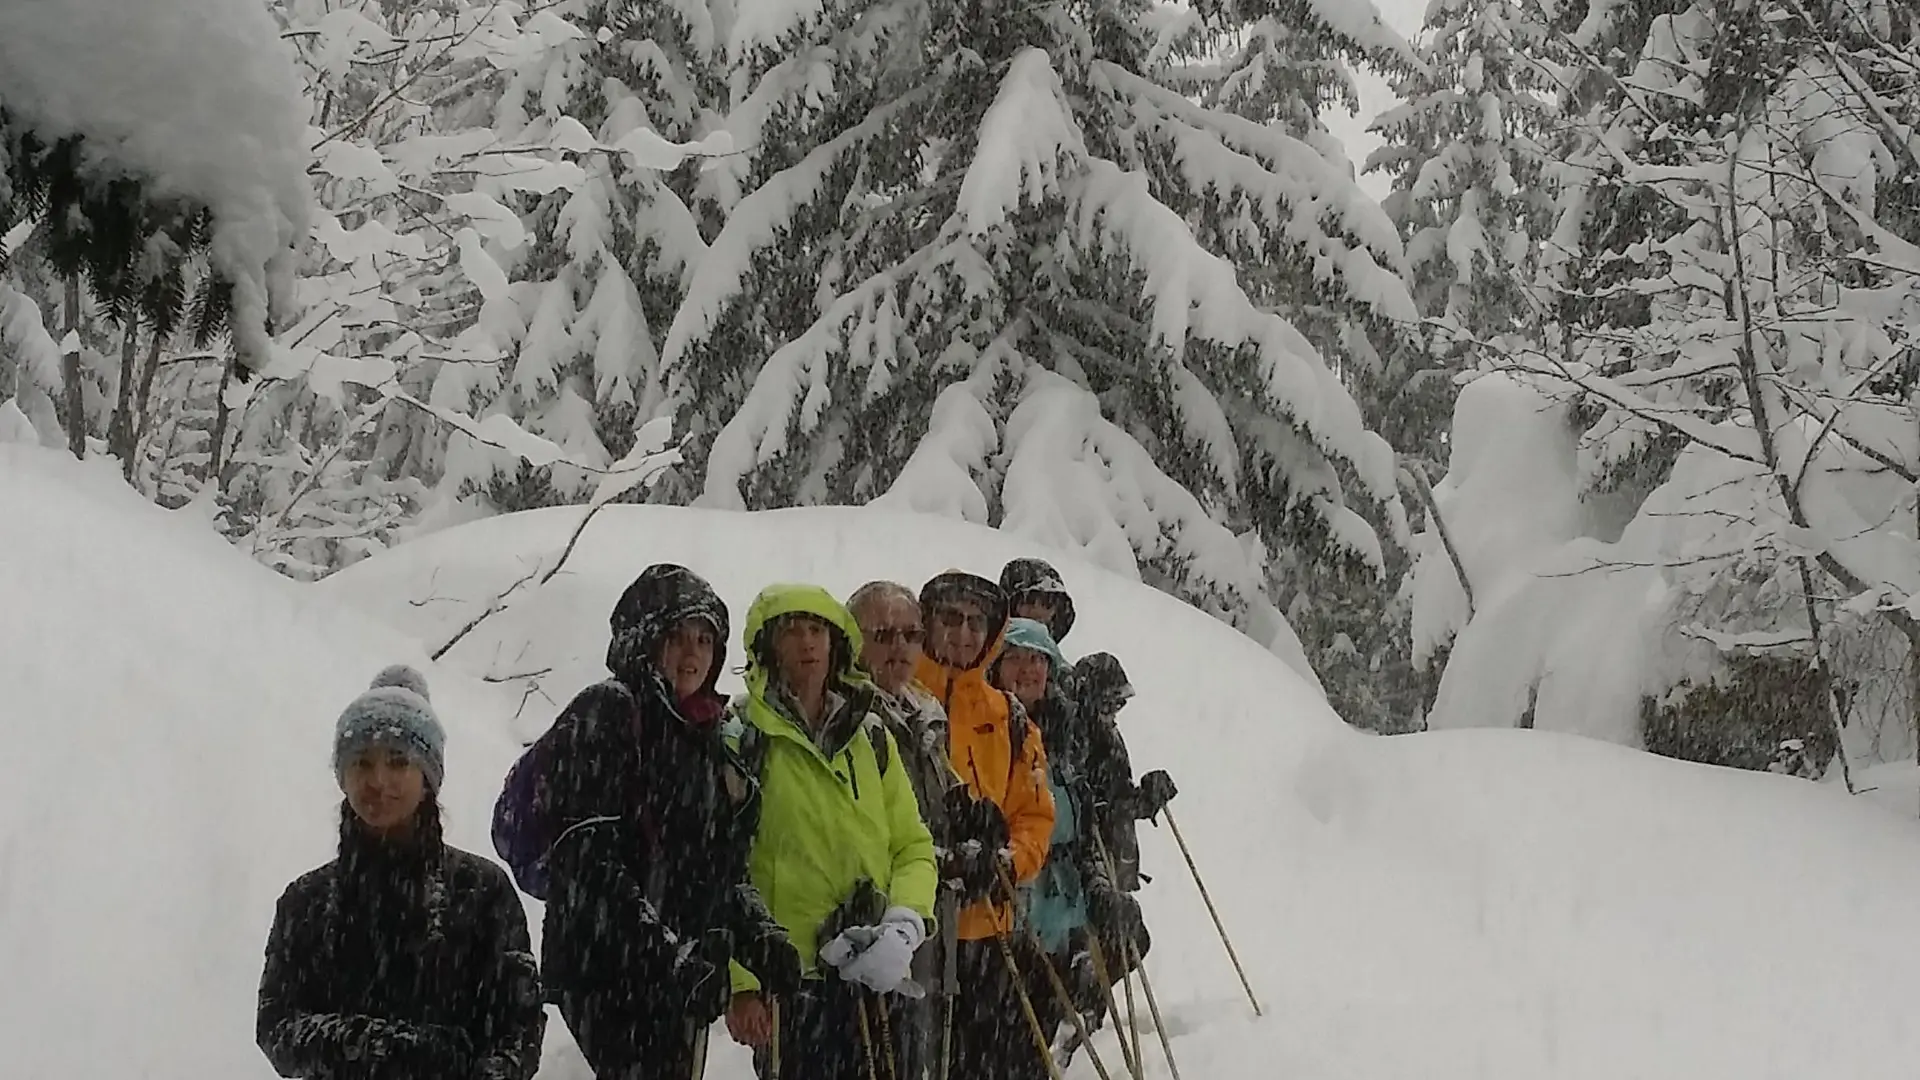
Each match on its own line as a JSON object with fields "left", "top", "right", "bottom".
{"left": 333, "top": 664, "right": 446, "bottom": 791}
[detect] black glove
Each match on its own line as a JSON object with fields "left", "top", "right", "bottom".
{"left": 741, "top": 935, "right": 805, "bottom": 1000}
{"left": 1135, "top": 770, "right": 1177, "bottom": 818}
{"left": 674, "top": 930, "right": 735, "bottom": 1024}
{"left": 1086, "top": 883, "right": 1142, "bottom": 944}
{"left": 411, "top": 1024, "right": 475, "bottom": 1072}
{"left": 944, "top": 787, "right": 1009, "bottom": 851}
{"left": 342, "top": 1017, "right": 428, "bottom": 1065}
{"left": 942, "top": 840, "right": 1010, "bottom": 903}
{"left": 1065, "top": 950, "right": 1106, "bottom": 1017}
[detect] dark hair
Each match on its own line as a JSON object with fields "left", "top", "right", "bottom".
{"left": 755, "top": 612, "right": 855, "bottom": 688}
{"left": 337, "top": 792, "right": 444, "bottom": 856}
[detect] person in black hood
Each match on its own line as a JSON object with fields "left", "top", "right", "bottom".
{"left": 1000, "top": 558, "right": 1077, "bottom": 646}
{"left": 540, "top": 564, "right": 802, "bottom": 1080}
{"left": 257, "top": 665, "right": 545, "bottom": 1080}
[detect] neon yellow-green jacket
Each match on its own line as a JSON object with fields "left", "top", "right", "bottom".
{"left": 726, "top": 583, "right": 938, "bottom": 993}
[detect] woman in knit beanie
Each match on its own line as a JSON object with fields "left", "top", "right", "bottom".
{"left": 256, "top": 666, "right": 547, "bottom": 1080}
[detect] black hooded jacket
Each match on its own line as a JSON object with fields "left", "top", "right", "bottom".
{"left": 538, "top": 565, "right": 791, "bottom": 1076}
{"left": 1000, "top": 557, "right": 1077, "bottom": 643}
{"left": 1074, "top": 652, "right": 1146, "bottom": 890}
{"left": 257, "top": 805, "right": 545, "bottom": 1080}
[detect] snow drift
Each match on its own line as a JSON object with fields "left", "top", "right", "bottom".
{"left": 0, "top": 446, "right": 526, "bottom": 1079}
{"left": 330, "top": 500, "right": 1920, "bottom": 1080}
{"left": 6, "top": 441, "right": 1920, "bottom": 1079}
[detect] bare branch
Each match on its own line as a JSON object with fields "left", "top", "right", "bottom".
{"left": 1401, "top": 462, "right": 1475, "bottom": 619}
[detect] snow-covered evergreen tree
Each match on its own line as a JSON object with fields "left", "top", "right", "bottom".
{"left": 1369, "top": 0, "right": 1555, "bottom": 346}
{"left": 443, "top": 0, "right": 732, "bottom": 515}
{"left": 658, "top": 0, "right": 1418, "bottom": 662}
{"left": 0, "top": 0, "right": 310, "bottom": 469}
{"left": 1347, "top": 0, "right": 1564, "bottom": 726}
{"left": 213, "top": 0, "right": 701, "bottom": 575}
{"left": 1414, "top": 0, "right": 1920, "bottom": 778}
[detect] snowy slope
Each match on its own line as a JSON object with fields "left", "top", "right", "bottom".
{"left": 7, "top": 443, "right": 1920, "bottom": 1080}
{"left": 327, "top": 503, "right": 1920, "bottom": 1080}
{"left": 0, "top": 446, "right": 530, "bottom": 1080}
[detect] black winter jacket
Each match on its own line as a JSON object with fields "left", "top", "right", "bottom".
{"left": 257, "top": 813, "right": 544, "bottom": 1080}
{"left": 540, "top": 567, "right": 790, "bottom": 1076}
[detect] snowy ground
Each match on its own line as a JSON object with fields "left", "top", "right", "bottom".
{"left": 6, "top": 439, "right": 1920, "bottom": 1079}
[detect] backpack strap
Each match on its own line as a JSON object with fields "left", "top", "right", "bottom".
{"left": 720, "top": 699, "right": 768, "bottom": 781}
{"left": 844, "top": 685, "right": 892, "bottom": 776}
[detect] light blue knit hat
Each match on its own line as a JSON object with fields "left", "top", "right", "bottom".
{"left": 333, "top": 665, "right": 446, "bottom": 791}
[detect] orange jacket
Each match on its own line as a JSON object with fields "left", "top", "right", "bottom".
{"left": 917, "top": 637, "right": 1055, "bottom": 941}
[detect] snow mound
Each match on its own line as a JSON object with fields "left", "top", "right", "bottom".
{"left": 0, "top": 445, "right": 527, "bottom": 1080}
{"left": 328, "top": 501, "right": 1920, "bottom": 1080}
{"left": 0, "top": 0, "right": 312, "bottom": 358}
{"left": 8, "top": 444, "right": 1920, "bottom": 1080}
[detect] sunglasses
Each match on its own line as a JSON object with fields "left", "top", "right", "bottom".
{"left": 868, "top": 626, "right": 925, "bottom": 646}
{"left": 933, "top": 608, "right": 991, "bottom": 633}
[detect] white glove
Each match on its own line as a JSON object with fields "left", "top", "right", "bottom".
{"left": 821, "top": 906, "right": 926, "bottom": 997}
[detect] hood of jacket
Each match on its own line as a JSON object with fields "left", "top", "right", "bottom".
{"left": 1073, "top": 651, "right": 1133, "bottom": 718}
{"left": 728, "top": 583, "right": 937, "bottom": 988}
{"left": 1000, "top": 557, "right": 1076, "bottom": 642}
{"left": 740, "top": 583, "right": 873, "bottom": 745}
{"left": 999, "top": 617, "right": 1067, "bottom": 675}
{"left": 606, "top": 564, "right": 729, "bottom": 712}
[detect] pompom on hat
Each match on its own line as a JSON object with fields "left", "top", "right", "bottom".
{"left": 333, "top": 664, "right": 446, "bottom": 791}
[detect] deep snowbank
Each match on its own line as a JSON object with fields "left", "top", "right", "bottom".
{"left": 329, "top": 501, "right": 1920, "bottom": 1080}
{"left": 7, "top": 443, "right": 1920, "bottom": 1079}
{"left": 0, "top": 446, "right": 526, "bottom": 1079}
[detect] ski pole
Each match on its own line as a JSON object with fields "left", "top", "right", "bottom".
{"left": 857, "top": 996, "right": 882, "bottom": 1080}
{"left": 996, "top": 865, "right": 1116, "bottom": 1080}
{"left": 1093, "top": 829, "right": 1177, "bottom": 1080}
{"left": 1125, "top": 930, "right": 1181, "bottom": 1080}
{"left": 1086, "top": 933, "right": 1142, "bottom": 1080}
{"left": 938, "top": 994, "right": 954, "bottom": 1080}
{"left": 770, "top": 998, "right": 782, "bottom": 1079}
{"left": 1163, "top": 808, "right": 1262, "bottom": 1017}
{"left": 987, "top": 897, "right": 1068, "bottom": 1080}
{"left": 873, "top": 991, "right": 900, "bottom": 1080}
{"left": 1120, "top": 947, "right": 1143, "bottom": 1076}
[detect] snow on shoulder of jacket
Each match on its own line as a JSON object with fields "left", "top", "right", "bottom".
{"left": 727, "top": 582, "right": 938, "bottom": 991}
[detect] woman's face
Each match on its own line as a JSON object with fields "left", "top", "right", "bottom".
{"left": 774, "top": 614, "right": 833, "bottom": 692}
{"left": 997, "top": 648, "right": 1051, "bottom": 709}
{"left": 658, "top": 617, "right": 718, "bottom": 701}
{"left": 1013, "top": 594, "right": 1058, "bottom": 628}
{"left": 928, "top": 597, "right": 990, "bottom": 668}
{"left": 343, "top": 743, "right": 426, "bottom": 833}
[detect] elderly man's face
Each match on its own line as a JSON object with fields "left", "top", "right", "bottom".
{"left": 854, "top": 594, "right": 924, "bottom": 694}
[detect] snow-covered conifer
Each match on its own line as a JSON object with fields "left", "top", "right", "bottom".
{"left": 660, "top": 0, "right": 1418, "bottom": 658}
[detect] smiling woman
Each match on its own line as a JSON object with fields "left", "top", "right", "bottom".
{"left": 254, "top": 666, "right": 545, "bottom": 1080}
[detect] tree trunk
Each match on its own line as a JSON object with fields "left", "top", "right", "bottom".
{"left": 109, "top": 315, "right": 140, "bottom": 479}
{"left": 61, "top": 276, "right": 84, "bottom": 459}
{"left": 130, "top": 333, "right": 164, "bottom": 485}
{"left": 206, "top": 352, "right": 237, "bottom": 491}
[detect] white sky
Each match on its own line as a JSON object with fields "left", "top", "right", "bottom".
{"left": 1324, "top": 0, "right": 1428, "bottom": 200}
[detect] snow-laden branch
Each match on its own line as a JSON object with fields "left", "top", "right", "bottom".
{"left": 660, "top": 83, "right": 936, "bottom": 377}
{"left": 0, "top": 0, "right": 312, "bottom": 364}
{"left": 1067, "top": 156, "right": 1400, "bottom": 504}
{"left": 957, "top": 47, "right": 1087, "bottom": 237}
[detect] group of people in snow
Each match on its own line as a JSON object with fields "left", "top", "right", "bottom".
{"left": 257, "top": 557, "right": 1179, "bottom": 1080}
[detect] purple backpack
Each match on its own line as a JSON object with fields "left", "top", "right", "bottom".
{"left": 492, "top": 732, "right": 561, "bottom": 899}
